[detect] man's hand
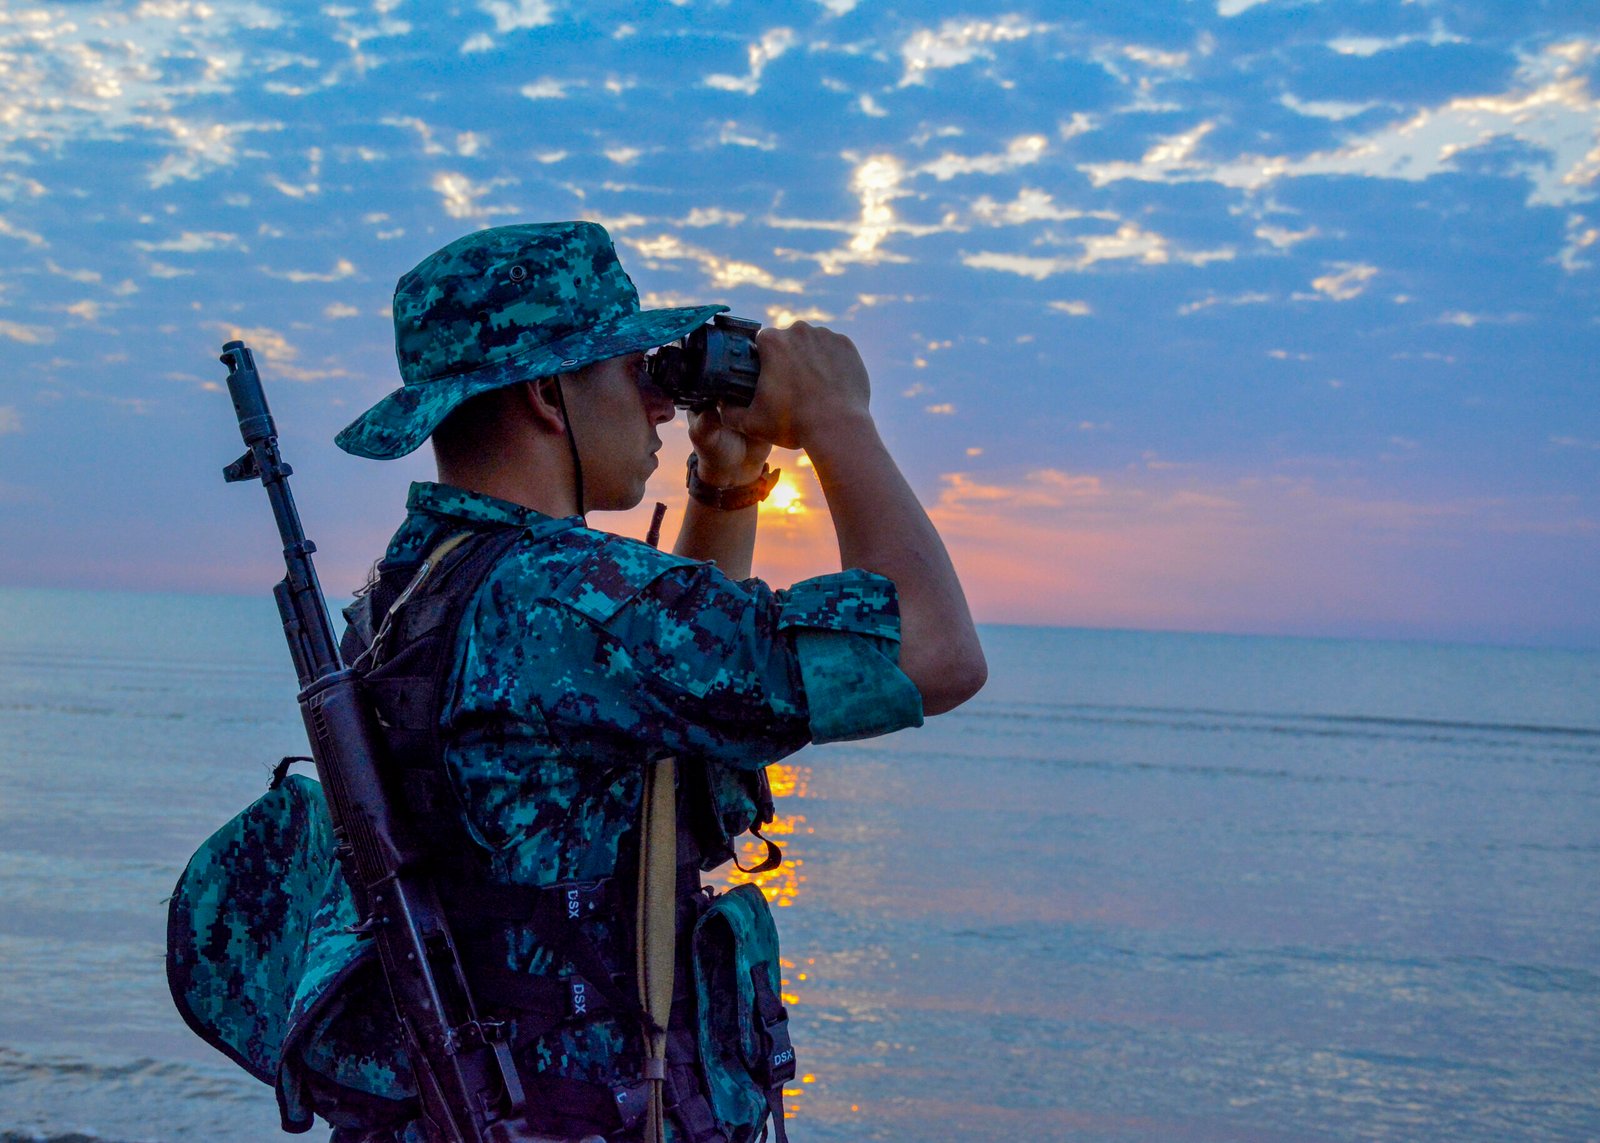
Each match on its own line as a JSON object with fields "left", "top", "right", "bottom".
{"left": 688, "top": 403, "right": 772, "bottom": 487}
{"left": 719, "top": 319, "right": 987, "bottom": 716}
{"left": 720, "top": 322, "right": 872, "bottom": 452}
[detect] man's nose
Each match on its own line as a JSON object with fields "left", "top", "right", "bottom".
{"left": 640, "top": 379, "right": 676, "bottom": 423}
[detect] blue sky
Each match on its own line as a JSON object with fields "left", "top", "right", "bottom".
{"left": 1, "top": 0, "right": 1596, "bottom": 645}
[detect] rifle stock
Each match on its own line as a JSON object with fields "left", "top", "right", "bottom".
{"left": 220, "top": 341, "right": 603, "bottom": 1143}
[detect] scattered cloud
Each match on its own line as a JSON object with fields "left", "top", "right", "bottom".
{"left": 133, "top": 231, "right": 242, "bottom": 254}
{"left": 0, "top": 217, "right": 47, "bottom": 247}
{"left": 1180, "top": 290, "right": 1273, "bottom": 315}
{"left": 1081, "top": 41, "right": 1600, "bottom": 208}
{"left": 46, "top": 260, "right": 101, "bottom": 284}
{"left": 1559, "top": 212, "right": 1598, "bottom": 271}
{"left": 1256, "top": 224, "right": 1318, "bottom": 249}
{"left": 900, "top": 15, "right": 1051, "bottom": 86}
{"left": 1436, "top": 310, "right": 1525, "bottom": 327}
{"left": 262, "top": 258, "right": 358, "bottom": 283}
{"left": 430, "top": 171, "right": 519, "bottom": 220}
{"left": 767, "top": 305, "right": 833, "bottom": 327}
{"left": 1307, "top": 263, "right": 1377, "bottom": 301}
{"left": 919, "top": 134, "right": 1048, "bottom": 180}
{"left": 705, "top": 28, "right": 797, "bottom": 95}
{"left": 480, "top": 0, "right": 555, "bottom": 33}
{"left": 0, "top": 406, "right": 20, "bottom": 435}
{"left": 623, "top": 234, "right": 806, "bottom": 293}
{"left": 965, "top": 221, "right": 1234, "bottom": 278}
{"left": 324, "top": 303, "right": 361, "bottom": 319}
{"left": 971, "top": 188, "right": 1114, "bottom": 226}
{"left": 1048, "top": 300, "right": 1092, "bottom": 316}
{"left": 520, "top": 78, "right": 573, "bottom": 99}
{"left": 1327, "top": 24, "right": 1466, "bottom": 57}
{"left": 0, "top": 320, "right": 54, "bottom": 344}
{"left": 683, "top": 207, "right": 747, "bottom": 228}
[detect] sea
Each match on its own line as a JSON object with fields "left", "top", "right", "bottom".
{"left": 1, "top": 586, "right": 1597, "bottom": 1143}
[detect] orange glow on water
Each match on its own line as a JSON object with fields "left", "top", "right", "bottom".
{"left": 720, "top": 761, "right": 812, "bottom": 1121}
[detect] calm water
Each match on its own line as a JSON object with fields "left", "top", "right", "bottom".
{"left": 1, "top": 587, "right": 1597, "bottom": 1142}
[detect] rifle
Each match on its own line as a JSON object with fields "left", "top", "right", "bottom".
{"left": 220, "top": 340, "right": 602, "bottom": 1143}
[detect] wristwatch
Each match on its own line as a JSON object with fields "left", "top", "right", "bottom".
{"left": 686, "top": 454, "right": 781, "bottom": 511}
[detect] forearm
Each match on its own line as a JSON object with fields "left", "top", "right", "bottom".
{"left": 672, "top": 499, "right": 758, "bottom": 580}
{"left": 806, "top": 416, "right": 986, "bottom": 714}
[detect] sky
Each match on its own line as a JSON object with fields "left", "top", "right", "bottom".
{"left": 0, "top": 0, "right": 1596, "bottom": 647}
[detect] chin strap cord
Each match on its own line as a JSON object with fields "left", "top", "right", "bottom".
{"left": 551, "top": 375, "right": 585, "bottom": 519}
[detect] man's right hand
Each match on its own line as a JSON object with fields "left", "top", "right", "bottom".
{"left": 720, "top": 321, "right": 873, "bottom": 451}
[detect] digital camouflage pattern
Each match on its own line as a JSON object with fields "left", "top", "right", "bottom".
{"left": 167, "top": 481, "right": 922, "bottom": 1138}
{"left": 166, "top": 773, "right": 410, "bottom": 1133}
{"left": 335, "top": 222, "right": 726, "bottom": 460}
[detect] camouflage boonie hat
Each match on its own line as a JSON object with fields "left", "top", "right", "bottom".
{"left": 336, "top": 221, "right": 727, "bottom": 459}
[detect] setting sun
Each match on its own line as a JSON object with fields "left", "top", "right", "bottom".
{"left": 763, "top": 475, "right": 806, "bottom": 515}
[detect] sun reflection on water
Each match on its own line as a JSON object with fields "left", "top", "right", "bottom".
{"left": 719, "top": 761, "right": 814, "bottom": 1121}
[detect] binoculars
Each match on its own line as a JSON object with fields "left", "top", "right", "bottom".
{"left": 646, "top": 314, "right": 760, "bottom": 410}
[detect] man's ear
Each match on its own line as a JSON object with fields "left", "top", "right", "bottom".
{"left": 520, "top": 376, "right": 569, "bottom": 435}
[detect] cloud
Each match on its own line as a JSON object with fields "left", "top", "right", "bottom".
{"left": 1081, "top": 41, "right": 1600, "bottom": 209}
{"left": 622, "top": 234, "right": 806, "bottom": 293}
{"left": 480, "top": 0, "right": 554, "bottom": 34}
{"left": 1307, "top": 263, "right": 1377, "bottom": 301}
{"left": 900, "top": 16, "right": 1051, "bottom": 86}
{"left": 1327, "top": 23, "right": 1466, "bottom": 57}
{"left": 0, "top": 320, "right": 54, "bottom": 344}
{"left": 1256, "top": 224, "right": 1318, "bottom": 249}
{"left": 0, "top": 217, "right": 47, "bottom": 247}
{"left": 261, "top": 258, "right": 358, "bottom": 283}
{"left": 1048, "top": 300, "right": 1092, "bottom": 316}
{"left": 1436, "top": 310, "right": 1525, "bottom": 327}
{"left": 964, "top": 221, "right": 1234, "bottom": 278}
{"left": 1217, "top": 0, "right": 1274, "bottom": 15}
{"left": 971, "top": 188, "right": 1115, "bottom": 226}
{"left": 919, "top": 134, "right": 1048, "bottom": 180}
{"left": 1179, "top": 291, "right": 1273, "bottom": 315}
{"left": 705, "top": 28, "right": 797, "bottom": 95}
{"left": 147, "top": 118, "right": 282, "bottom": 187}
{"left": 1280, "top": 93, "right": 1382, "bottom": 121}
{"left": 430, "top": 171, "right": 519, "bottom": 220}
{"left": 0, "top": 406, "right": 19, "bottom": 435}
{"left": 324, "top": 303, "right": 361, "bottom": 319}
{"left": 212, "top": 323, "right": 351, "bottom": 382}
{"left": 133, "top": 231, "right": 242, "bottom": 253}
{"left": 1560, "top": 212, "right": 1598, "bottom": 271}
{"left": 46, "top": 260, "right": 101, "bottom": 283}
{"left": 520, "top": 78, "right": 573, "bottom": 99}
{"left": 0, "top": 1, "right": 282, "bottom": 179}
{"left": 766, "top": 306, "right": 833, "bottom": 328}
{"left": 683, "top": 207, "right": 747, "bottom": 227}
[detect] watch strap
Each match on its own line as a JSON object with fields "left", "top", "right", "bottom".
{"left": 686, "top": 454, "right": 781, "bottom": 511}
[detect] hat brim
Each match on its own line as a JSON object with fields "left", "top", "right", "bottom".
{"left": 335, "top": 303, "right": 729, "bottom": 460}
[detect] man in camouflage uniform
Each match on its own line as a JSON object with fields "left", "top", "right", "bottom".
{"left": 168, "top": 221, "right": 985, "bottom": 1142}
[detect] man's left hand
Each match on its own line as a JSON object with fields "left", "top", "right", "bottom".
{"left": 688, "top": 405, "right": 773, "bottom": 486}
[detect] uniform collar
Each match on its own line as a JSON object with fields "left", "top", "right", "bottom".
{"left": 386, "top": 481, "right": 582, "bottom": 562}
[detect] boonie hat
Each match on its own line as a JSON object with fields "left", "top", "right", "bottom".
{"left": 335, "top": 221, "right": 727, "bottom": 459}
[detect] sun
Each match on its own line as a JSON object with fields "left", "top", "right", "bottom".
{"left": 763, "top": 474, "right": 805, "bottom": 515}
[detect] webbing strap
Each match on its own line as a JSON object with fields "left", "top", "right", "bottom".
{"left": 636, "top": 755, "right": 677, "bottom": 1143}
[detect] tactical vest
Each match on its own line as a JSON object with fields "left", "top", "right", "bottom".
{"left": 341, "top": 525, "right": 794, "bottom": 1143}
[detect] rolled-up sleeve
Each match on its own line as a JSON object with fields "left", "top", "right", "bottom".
{"left": 775, "top": 570, "right": 924, "bottom": 743}
{"left": 528, "top": 541, "right": 924, "bottom": 766}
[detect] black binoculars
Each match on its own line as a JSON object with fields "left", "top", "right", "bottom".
{"left": 646, "top": 314, "right": 761, "bottom": 410}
